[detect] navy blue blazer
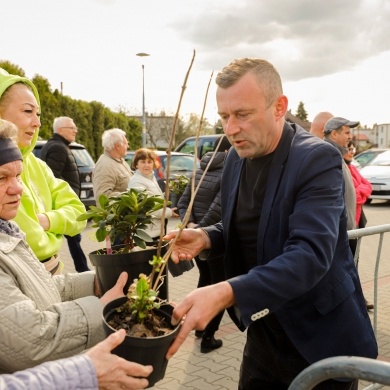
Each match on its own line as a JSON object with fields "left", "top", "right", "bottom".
{"left": 205, "top": 122, "right": 377, "bottom": 363}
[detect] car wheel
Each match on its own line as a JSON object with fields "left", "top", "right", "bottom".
{"left": 365, "top": 198, "right": 372, "bottom": 204}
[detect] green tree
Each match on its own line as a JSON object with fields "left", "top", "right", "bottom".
{"left": 295, "top": 101, "right": 308, "bottom": 121}
{"left": 0, "top": 61, "right": 141, "bottom": 161}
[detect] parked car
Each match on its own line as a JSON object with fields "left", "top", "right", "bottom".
{"left": 175, "top": 134, "right": 225, "bottom": 158}
{"left": 125, "top": 150, "right": 199, "bottom": 191}
{"left": 354, "top": 148, "right": 390, "bottom": 169}
{"left": 33, "top": 140, "right": 96, "bottom": 207}
{"left": 360, "top": 150, "right": 390, "bottom": 203}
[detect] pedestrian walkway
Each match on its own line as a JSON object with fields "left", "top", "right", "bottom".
{"left": 60, "top": 202, "right": 390, "bottom": 389}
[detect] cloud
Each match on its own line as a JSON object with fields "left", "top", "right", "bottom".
{"left": 172, "top": 0, "right": 390, "bottom": 81}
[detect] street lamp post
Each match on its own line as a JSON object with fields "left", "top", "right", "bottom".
{"left": 136, "top": 52, "right": 150, "bottom": 147}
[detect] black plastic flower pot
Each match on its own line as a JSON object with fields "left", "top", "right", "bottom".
{"left": 167, "top": 257, "right": 195, "bottom": 277}
{"left": 103, "top": 297, "right": 180, "bottom": 388}
{"left": 89, "top": 244, "right": 168, "bottom": 300}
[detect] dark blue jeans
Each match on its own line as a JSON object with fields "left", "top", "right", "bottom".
{"left": 65, "top": 234, "right": 90, "bottom": 272}
{"left": 239, "top": 314, "right": 358, "bottom": 390}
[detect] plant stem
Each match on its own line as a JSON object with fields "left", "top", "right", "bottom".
{"left": 152, "top": 67, "right": 216, "bottom": 292}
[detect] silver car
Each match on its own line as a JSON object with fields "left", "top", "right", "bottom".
{"left": 360, "top": 150, "right": 390, "bottom": 203}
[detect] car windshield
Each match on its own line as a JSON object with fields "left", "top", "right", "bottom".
{"left": 369, "top": 151, "right": 390, "bottom": 166}
{"left": 160, "top": 155, "right": 199, "bottom": 171}
{"left": 72, "top": 148, "right": 95, "bottom": 167}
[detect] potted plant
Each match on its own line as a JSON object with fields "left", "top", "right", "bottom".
{"left": 169, "top": 173, "right": 190, "bottom": 207}
{"left": 103, "top": 271, "right": 181, "bottom": 387}
{"left": 77, "top": 188, "right": 170, "bottom": 299}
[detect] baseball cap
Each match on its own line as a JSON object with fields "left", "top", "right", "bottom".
{"left": 324, "top": 117, "right": 359, "bottom": 134}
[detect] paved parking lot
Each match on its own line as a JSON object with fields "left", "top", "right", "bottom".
{"left": 59, "top": 200, "right": 390, "bottom": 389}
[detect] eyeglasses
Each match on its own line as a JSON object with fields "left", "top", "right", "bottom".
{"left": 348, "top": 147, "right": 356, "bottom": 153}
{"left": 61, "top": 126, "right": 78, "bottom": 131}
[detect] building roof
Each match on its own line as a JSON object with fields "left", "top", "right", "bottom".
{"left": 285, "top": 110, "right": 311, "bottom": 131}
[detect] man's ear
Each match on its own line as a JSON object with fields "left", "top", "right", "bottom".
{"left": 274, "top": 95, "right": 288, "bottom": 121}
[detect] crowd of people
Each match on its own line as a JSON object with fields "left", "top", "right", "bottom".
{"left": 0, "top": 56, "right": 379, "bottom": 390}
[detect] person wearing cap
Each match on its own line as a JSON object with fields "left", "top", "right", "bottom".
{"left": 323, "top": 116, "right": 373, "bottom": 311}
{"left": 309, "top": 111, "right": 333, "bottom": 138}
{"left": 0, "top": 68, "right": 86, "bottom": 275}
{"left": 0, "top": 119, "right": 142, "bottom": 376}
{"left": 323, "top": 116, "right": 359, "bottom": 231}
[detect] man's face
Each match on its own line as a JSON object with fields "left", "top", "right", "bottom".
{"left": 331, "top": 125, "right": 352, "bottom": 148}
{"left": 58, "top": 119, "right": 78, "bottom": 143}
{"left": 0, "top": 160, "right": 23, "bottom": 220}
{"left": 117, "top": 136, "right": 129, "bottom": 158}
{"left": 0, "top": 84, "right": 41, "bottom": 148}
{"left": 216, "top": 72, "right": 286, "bottom": 159}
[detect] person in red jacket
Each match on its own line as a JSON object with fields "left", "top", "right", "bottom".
{"left": 344, "top": 140, "right": 374, "bottom": 311}
{"left": 343, "top": 141, "right": 372, "bottom": 228}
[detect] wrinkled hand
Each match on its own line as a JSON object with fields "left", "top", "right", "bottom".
{"left": 87, "top": 329, "right": 152, "bottom": 389}
{"left": 166, "top": 282, "right": 235, "bottom": 359}
{"left": 99, "top": 272, "right": 127, "bottom": 306}
{"left": 163, "top": 228, "right": 210, "bottom": 263}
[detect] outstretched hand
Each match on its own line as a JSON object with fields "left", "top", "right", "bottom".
{"left": 163, "top": 228, "right": 210, "bottom": 263}
{"left": 99, "top": 272, "right": 128, "bottom": 305}
{"left": 87, "top": 329, "right": 152, "bottom": 389}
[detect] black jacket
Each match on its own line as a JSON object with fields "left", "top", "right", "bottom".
{"left": 40, "top": 134, "right": 80, "bottom": 195}
{"left": 177, "top": 151, "right": 225, "bottom": 227}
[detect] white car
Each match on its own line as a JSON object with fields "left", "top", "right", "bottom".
{"left": 360, "top": 150, "right": 390, "bottom": 202}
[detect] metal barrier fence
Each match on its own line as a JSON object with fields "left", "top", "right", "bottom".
{"left": 288, "top": 356, "right": 390, "bottom": 390}
{"left": 348, "top": 223, "right": 390, "bottom": 335}
{"left": 287, "top": 224, "right": 390, "bottom": 389}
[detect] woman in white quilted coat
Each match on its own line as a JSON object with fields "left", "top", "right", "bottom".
{"left": 128, "top": 148, "right": 179, "bottom": 239}
{"left": 0, "top": 120, "right": 131, "bottom": 375}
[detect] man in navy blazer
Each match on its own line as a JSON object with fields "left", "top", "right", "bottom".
{"left": 165, "top": 58, "right": 377, "bottom": 389}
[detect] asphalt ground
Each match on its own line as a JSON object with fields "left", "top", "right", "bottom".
{"left": 59, "top": 200, "right": 390, "bottom": 389}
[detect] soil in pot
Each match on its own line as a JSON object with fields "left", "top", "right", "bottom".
{"left": 103, "top": 297, "right": 180, "bottom": 387}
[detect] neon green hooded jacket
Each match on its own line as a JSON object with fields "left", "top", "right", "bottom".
{"left": 0, "top": 68, "right": 86, "bottom": 261}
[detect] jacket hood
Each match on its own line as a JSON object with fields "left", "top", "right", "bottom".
{"left": 0, "top": 68, "right": 41, "bottom": 157}
{"left": 200, "top": 151, "right": 226, "bottom": 171}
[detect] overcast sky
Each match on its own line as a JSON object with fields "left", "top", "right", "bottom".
{"left": 2, "top": 0, "right": 390, "bottom": 127}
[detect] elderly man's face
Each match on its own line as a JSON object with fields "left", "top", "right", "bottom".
{"left": 0, "top": 160, "right": 23, "bottom": 220}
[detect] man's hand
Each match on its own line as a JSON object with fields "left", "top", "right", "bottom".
{"left": 99, "top": 272, "right": 127, "bottom": 305}
{"left": 163, "top": 228, "right": 210, "bottom": 263}
{"left": 166, "top": 281, "right": 235, "bottom": 359}
{"left": 87, "top": 329, "right": 152, "bottom": 389}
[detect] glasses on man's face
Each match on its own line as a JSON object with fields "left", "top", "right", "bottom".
{"left": 61, "top": 126, "right": 78, "bottom": 131}
{"left": 348, "top": 147, "right": 356, "bottom": 153}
